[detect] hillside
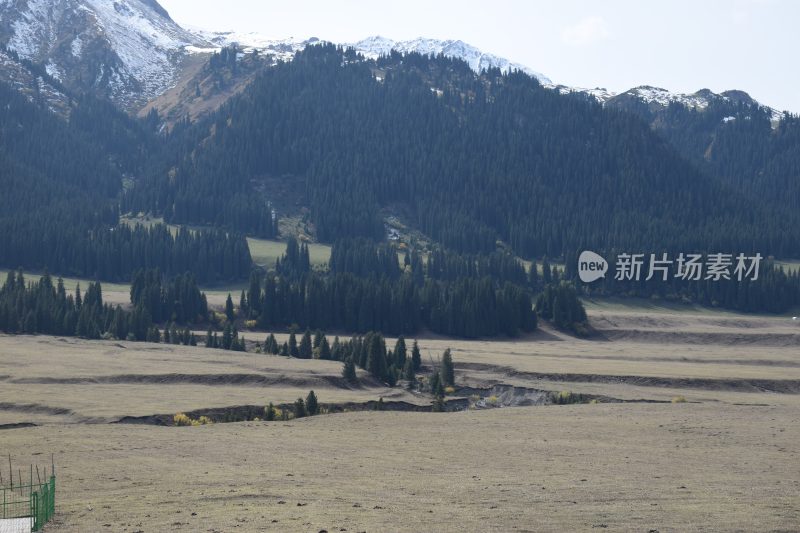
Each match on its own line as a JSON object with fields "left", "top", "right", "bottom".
{"left": 605, "top": 90, "right": 800, "bottom": 223}
{"left": 125, "top": 44, "right": 797, "bottom": 259}
{"left": 0, "top": 78, "right": 251, "bottom": 282}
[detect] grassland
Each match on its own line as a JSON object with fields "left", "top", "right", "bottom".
{"left": 0, "top": 270, "right": 134, "bottom": 307}
{"left": 0, "top": 269, "right": 243, "bottom": 308}
{"left": 120, "top": 214, "right": 333, "bottom": 269}
{"left": 1, "top": 303, "right": 799, "bottom": 531}
{"left": 3, "top": 405, "right": 798, "bottom": 532}
{"left": 246, "top": 237, "right": 331, "bottom": 268}
{"left": 0, "top": 335, "right": 423, "bottom": 424}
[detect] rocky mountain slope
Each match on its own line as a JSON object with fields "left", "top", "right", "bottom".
{"left": 0, "top": 46, "right": 71, "bottom": 115}
{"left": 0, "top": 0, "right": 208, "bottom": 109}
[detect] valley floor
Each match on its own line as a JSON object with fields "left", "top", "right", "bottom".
{"left": 0, "top": 305, "right": 799, "bottom": 532}
{"left": 4, "top": 404, "right": 799, "bottom": 532}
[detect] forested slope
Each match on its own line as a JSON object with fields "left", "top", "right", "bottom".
{"left": 0, "top": 81, "right": 251, "bottom": 282}
{"left": 126, "top": 45, "right": 797, "bottom": 259}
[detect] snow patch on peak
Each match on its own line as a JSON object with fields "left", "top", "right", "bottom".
{"left": 0, "top": 48, "right": 71, "bottom": 116}
{"left": 619, "top": 85, "right": 783, "bottom": 122}
{"left": 623, "top": 85, "right": 716, "bottom": 109}
{"left": 44, "top": 61, "right": 61, "bottom": 80}
{"left": 349, "top": 36, "right": 552, "bottom": 83}
{"left": 186, "top": 31, "right": 552, "bottom": 84}
{"left": 80, "top": 0, "right": 204, "bottom": 86}
{"left": 189, "top": 30, "right": 315, "bottom": 62}
{"left": 7, "top": 0, "right": 56, "bottom": 59}
{"left": 2, "top": 0, "right": 210, "bottom": 108}
{"left": 548, "top": 84, "right": 616, "bottom": 104}
{"left": 352, "top": 35, "right": 395, "bottom": 56}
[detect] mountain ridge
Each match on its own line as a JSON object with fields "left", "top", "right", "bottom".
{"left": 0, "top": 0, "right": 789, "bottom": 119}
{"left": 188, "top": 28, "right": 787, "bottom": 120}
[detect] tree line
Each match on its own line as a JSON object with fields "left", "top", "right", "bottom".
{"left": 241, "top": 271, "right": 535, "bottom": 337}
{"left": 0, "top": 268, "right": 209, "bottom": 341}
{"left": 0, "top": 270, "right": 141, "bottom": 340}
{"left": 2, "top": 223, "right": 252, "bottom": 284}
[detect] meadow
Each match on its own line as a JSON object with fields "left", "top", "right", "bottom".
{"left": 1, "top": 304, "right": 799, "bottom": 531}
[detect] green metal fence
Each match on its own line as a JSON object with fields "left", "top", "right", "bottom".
{"left": 0, "top": 464, "right": 56, "bottom": 533}
{"left": 30, "top": 475, "right": 55, "bottom": 532}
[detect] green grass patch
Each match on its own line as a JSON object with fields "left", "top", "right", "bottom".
{"left": 122, "top": 215, "right": 333, "bottom": 269}
{"left": 120, "top": 214, "right": 180, "bottom": 235}
{"left": 247, "top": 237, "right": 331, "bottom": 268}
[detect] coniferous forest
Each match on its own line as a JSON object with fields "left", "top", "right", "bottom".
{"left": 0, "top": 268, "right": 209, "bottom": 340}
{"left": 0, "top": 41, "right": 799, "bottom": 343}
{"left": 243, "top": 239, "right": 538, "bottom": 337}
{"left": 125, "top": 45, "right": 799, "bottom": 258}
{"left": 0, "top": 77, "right": 252, "bottom": 283}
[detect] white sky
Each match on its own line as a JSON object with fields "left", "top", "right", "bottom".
{"left": 159, "top": 0, "right": 799, "bottom": 112}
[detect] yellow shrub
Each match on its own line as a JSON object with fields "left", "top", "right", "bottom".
{"left": 175, "top": 413, "right": 213, "bottom": 426}
{"left": 672, "top": 396, "right": 687, "bottom": 403}
{"left": 487, "top": 395, "right": 499, "bottom": 405}
{"left": 244, "top": 320, "right": 257, "bottom": 329}
{"left": 173, "top": 413, "right": 192, "bottom": 426}
{"left": 444, "top": 386, "right": 455, "bottom": 394}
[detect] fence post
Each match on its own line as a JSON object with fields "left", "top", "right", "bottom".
{"left": 51, "top": 475, "right": 56, "bottom": 520}
{"left": 31, "top": 490, "right": 38, "bottom": 532}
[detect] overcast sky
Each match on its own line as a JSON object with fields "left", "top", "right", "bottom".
{"left": 159, "top": 0, "right": 799, "bottom": 113}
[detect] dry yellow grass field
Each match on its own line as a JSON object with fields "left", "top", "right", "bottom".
{"left": 1, "top": 305, "right": 799, "bottom": 532}
{"left": 0, "top": 335, "right": 423, "bottom": 424}
{"left": 3, "top": 405, "right": 798, "bottom": 532}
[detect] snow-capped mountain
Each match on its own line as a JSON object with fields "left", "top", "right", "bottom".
{"left": 0, "top": 0, "right": 209, "bottom": 108}
{"left": 189, "top": 30, "right": 784, "bottom": 120}
{"left": 552, "top": 84, "right": 784, "bottom": 123}
{"left": 348, "top": 36, "right": 552, "bottom": 83}
{"left": 0, "top": 0, "right": 786, "bottom": 121}
{"left": 613, "top": 86, "right": 784, "bottom": 122}
{"left": 186, "top": 31, "right": 552, "bottom": 84}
